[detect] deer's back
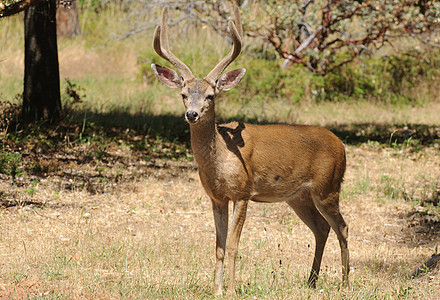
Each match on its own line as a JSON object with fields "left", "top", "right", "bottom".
{"left": 216, "top": 122, "right": 346, "bottom": 202}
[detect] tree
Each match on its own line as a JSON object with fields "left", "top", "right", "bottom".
{"left": 198, "top": 0, "right": 440, "bottom": 74}
{"left": 23, "top": 0, "right": 61, "bottom": 123}
{"left": 1, "top": 0, "right": 62, "bottom": 123}
{"left": 57, "top": 0, "right": 81, "bottom": 38}
{"left": 116, "top": 0, "right": 440, "bottom": 75}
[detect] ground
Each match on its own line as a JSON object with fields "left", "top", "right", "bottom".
{"left": 0, "top": 134, "right": 439, "bottom": 298}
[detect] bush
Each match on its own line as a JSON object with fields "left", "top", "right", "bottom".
{"left": 226, "top": 58, "right": 314, "bottom": 104}
{"left": 139, "top": 21, "right": 440, "bottom": 106}
{"left": 0, "top": 151, "right": 22, "bottom": 185}
{"left": 320, "top": 50, "right": 440, "bottom": 103}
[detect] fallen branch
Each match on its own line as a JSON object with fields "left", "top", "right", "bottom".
{"left": 411, "top": 253, "right": 440, "bottom": 278}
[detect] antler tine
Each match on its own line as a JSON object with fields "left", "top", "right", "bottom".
{"left": 234, "top": 6, "right": 243, "bottom": 38}
{"left": 205, "top": 7, "right": 243, "bottom": 84}
{"left": 153, "top": 7, "right": 194, "bottom": 80}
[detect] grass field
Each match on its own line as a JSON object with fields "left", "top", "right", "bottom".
{"left": 0, "top": 141, "right": 439, "bottom": 299}
{"left": 1, "top": 7, "right": 440, "bottom": 299}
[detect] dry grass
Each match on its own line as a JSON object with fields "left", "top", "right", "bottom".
{"left": 0, "top": 144, "right": 439, "bottom": 299}
{"left": 216, "top": 98, "right": 440, "bottom": 127}
{"left": 1, "top": 8, "right": 440, "bottom": 299}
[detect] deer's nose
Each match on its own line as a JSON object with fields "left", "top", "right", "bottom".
{"left": 186, "top": 111, "right": 199, "bottom": 123}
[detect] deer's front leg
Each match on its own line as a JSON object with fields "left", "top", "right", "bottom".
{"left": 212, "top": 201, "right": 229, "bottom": 296}
{"left": 227, "top": 199, "right": 249, "bottom": 294}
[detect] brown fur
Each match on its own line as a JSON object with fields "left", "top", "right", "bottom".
{"left": 189, "top": 118, "right": 349, "bottom": 295}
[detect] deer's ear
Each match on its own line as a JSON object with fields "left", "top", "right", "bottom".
{"left": 151, "top": 64, "right": 184, "bottom": 88}
{"left": 216, "top": 68, "right": 246, "bottom": 91}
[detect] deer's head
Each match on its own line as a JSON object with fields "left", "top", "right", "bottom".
{"left": 151, "top": 7, "right": 246, "bottom": 124}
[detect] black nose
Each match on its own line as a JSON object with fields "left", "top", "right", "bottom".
{"left": 186, "top": 111, "right": 199, "bottom": 122}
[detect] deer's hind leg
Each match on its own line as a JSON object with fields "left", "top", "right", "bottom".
{"left": 226, "top": 199, "right": 249, "bottom": 295}
{"left": 312, "top": 191, "right": 349, "bottom": 286}
{"left": 287, "top": 189, "right": 331, "bottom": 288}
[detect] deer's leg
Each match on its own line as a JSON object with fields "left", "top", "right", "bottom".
{"left": 312, "top": 192, "right": 349, "bottom": 286}
{"left": 226, "top": 199, "right": 249, "bottom": 294}
{"left": 212, "top": 201, "right": 229, "bottom": 296}
{"left": 287, "top": 195, "right": 331, "bottom": 288}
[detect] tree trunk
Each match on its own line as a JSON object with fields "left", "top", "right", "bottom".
{"left": 56, "top": 1, "right": 81, "bottom": 38}
{"left": 23, "top": 0, "right": 61, "bottom": 123}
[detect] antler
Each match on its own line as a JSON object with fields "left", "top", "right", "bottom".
{"left": 153, "top": 7, "right": 194, "bottom": 80}
{"left": 204, "top": 7, "right": 243, "bottom": 85}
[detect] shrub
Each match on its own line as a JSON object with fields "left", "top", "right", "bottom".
{"left": 317, "top": 49, "right": 440, "bottom": 103}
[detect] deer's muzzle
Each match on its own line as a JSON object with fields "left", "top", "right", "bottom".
{"left": 186, "top": 111, "right": 199, "bottom": 123}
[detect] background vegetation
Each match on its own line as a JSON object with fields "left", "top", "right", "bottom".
{"left": 0, "top": 0, "right": 439, "bottom": 298}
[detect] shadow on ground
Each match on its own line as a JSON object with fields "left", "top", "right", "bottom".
{"left": 69, "top": 109, "right": 440, "bottom": 146}
{"left": 327, "top": 123, "right": 440, "bottom": 146}
{"left": 2, "top": 109, "right": 439, "bottom": 197}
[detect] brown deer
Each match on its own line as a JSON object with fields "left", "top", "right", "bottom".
{"left": 151, "top": 7, "right": 349, "bottom": 295}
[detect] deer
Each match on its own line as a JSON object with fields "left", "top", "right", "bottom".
{"left": 151, "top": 7, "right": 349, "bottom": 295}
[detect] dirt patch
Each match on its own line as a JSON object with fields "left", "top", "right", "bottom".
{"left": 0, "top": 279, "right": 49, "bottom": 299}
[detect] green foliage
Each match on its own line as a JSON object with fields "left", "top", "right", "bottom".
{"left": 0, "top": 151, "right": 22, "bottom": 184}
{"left": 138, "top": 49, "right": 164, "bottom": 84}
{"left": 1, "top": 0, "right": 17, "bottom": 6}
{"left": 21, "top": 186, "right": 38, "bottom": 195}
{"left": 218, "top": 48, "right": 440, "bottom": 104}
{"left": 317, "top": 49, "right": 440, "bottom": 102}
{"left": 185, "top": 0, "right": 440, "bottom": 74}
{"left": 142, "top": 46, "right": 440, "bottom": 106}
{"left": 77, "top": 0, "right": 110, "bottom": 13}
{"left": 227, "top": 58, "right": 315, "bottom": 104}
{"left": 81, "top": 2, "right": 440, "bottom": 106}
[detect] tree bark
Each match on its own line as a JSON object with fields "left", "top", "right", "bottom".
{"left": 23, "top": 0, "right": 61, "bottom": 123}
{"left": 56, "top": 1, "right": 81, "bottom": 38}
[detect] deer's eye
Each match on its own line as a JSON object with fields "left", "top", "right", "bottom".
{"left": 205, "top": 95, "right": 214, "bottom": 102}
{"left": 181, "top": 94, "right": 188, "bottom": 101}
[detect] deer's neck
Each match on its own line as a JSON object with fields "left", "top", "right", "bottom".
{"left": 189, "top": 115, "right": 219, "bottom": 168}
